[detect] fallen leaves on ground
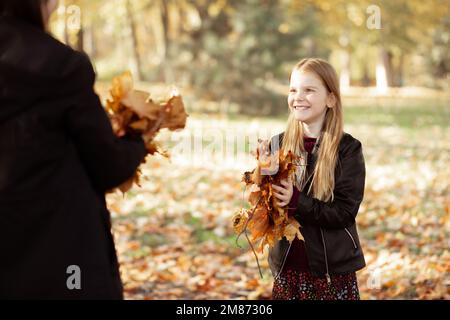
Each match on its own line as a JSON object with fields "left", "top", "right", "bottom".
{"left": 105, "top": 116, "right": 449, "bottom": 300}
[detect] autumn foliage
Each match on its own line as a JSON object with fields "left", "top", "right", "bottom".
{"left": 233, "top": 142, "right": 304, "bottom": 254}
{"left": 106, "top": 71, "right": 188, "bottom": 191}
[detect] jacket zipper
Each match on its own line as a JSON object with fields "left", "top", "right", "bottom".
{"left": 345, "top": 228, "right": 358, "bottom": 249}
{"left": 276, "top": 135, "right": 322, "bottom": 281}
{"left": 320, "top": 228, "right": 331, "bottom": 285}
{"left": 274, "top": 241, "right": 293, "bottom": 280}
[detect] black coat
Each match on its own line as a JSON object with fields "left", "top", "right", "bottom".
{"left": 268, "top": 132, "right": 366, "bottom": 282}
{"left": 0, "top": 17, "right": 147, "bottom": 299}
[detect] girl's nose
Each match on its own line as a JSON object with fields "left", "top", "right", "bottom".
{"left": 294, "top": 91, "right": 306, "bottom": 100}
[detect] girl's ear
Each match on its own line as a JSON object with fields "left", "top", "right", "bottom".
{"left": 326, "top": 92, "right": 337, "bottom": 109}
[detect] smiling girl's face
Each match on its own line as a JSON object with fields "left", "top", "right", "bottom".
{"left": 288, "top": 69, "right": 334, "bottom": 125}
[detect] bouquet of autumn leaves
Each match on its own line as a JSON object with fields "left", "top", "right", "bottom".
{"left": 233, "top": 140, "right": 304, "bottom": 257}
{"left": 106, "top": 71, "right": 188, "bottom": 192}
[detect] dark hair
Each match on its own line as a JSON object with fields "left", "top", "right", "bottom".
{"left": 0, "top": 0, "right": 47, "bottom": 29}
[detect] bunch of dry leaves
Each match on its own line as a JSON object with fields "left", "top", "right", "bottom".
{"left": 233, "top": 141, "right": 304, "bottom": 260}
{"left": 105, "top": 71, "right": 188, "bottom": 192}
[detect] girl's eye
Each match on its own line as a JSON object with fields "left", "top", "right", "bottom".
{"left": 289, "top": 89, "right": 296, "bottom": 93}
{"left": 306, "top": 88, "right": 314, "bottom": 92}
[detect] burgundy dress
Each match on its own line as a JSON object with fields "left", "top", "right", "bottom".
{"left": 272, "top": 136, "right": 360, "bottom": 300}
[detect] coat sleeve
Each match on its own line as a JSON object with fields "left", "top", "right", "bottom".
{"left": 294, "top": 138, "right": 366, "bottom": 229}
{"left": 65, "top": 53, "right": 147, "bottom": 191}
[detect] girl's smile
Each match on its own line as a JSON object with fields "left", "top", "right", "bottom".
{"left": 293, "top": 105, "right": 311, "bottom": 109}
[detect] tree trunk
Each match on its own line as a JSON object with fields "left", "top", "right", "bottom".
{"left": 159, "top": 0, "right": 172, "bottom": 82}
{"left": 126, "top": 0, "right": 144, "bottom": 81}
{"left": 362, "top": 62, "right": 370, "bottom": 87}
{"left": 340, "top": 49, "right": 351, "bottom": 90}
{"left": 305, "top": 37, "right": 317, "bottom": 57}
{"left": 160, "top": 0, "right": 169, "bottom": 60}
{"left": 396, "top": 51, "right": 405, "bottom": 87}
{"left": 84, "top": 25, "right": 97, "bottom": 58}
{"left": 376, "top": 47, "right": 394, "bottom": 93}
{"left": 64, "top": 12, "right": 69, "bottom": 45}
{"left": 75, "top": 27, "right": 84, "bottom": 52}
{"left": 378, "top": 48, "right": 394, "bottom": 87}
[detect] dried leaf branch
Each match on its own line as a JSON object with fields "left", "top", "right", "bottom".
{"left": 105, "top": 71, "right": 188, "bottom": 193}
{"left": 233, "top": 142, "right": 304, "bottom": 255}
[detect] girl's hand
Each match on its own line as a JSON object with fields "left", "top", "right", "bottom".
{"left": 272, "top": 177, "right": 293, "bottom": 207}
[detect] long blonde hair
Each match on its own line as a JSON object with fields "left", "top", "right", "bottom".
{"left": 282, "top": 58, "right": 343, "bottom": 202}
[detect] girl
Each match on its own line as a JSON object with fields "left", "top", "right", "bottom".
{"left": 0, "top": 0, "right": 149, "bottom": 299}
{"left": 270, "top": 58, "right": 366, "bottom": 300}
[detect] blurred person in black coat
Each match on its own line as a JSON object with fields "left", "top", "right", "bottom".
{"left": 0, "top": 0, "right": 148, "bottom": 299}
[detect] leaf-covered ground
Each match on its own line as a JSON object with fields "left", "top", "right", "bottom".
{"left": 106, "top": 105, "right": 449, "bottom": 300}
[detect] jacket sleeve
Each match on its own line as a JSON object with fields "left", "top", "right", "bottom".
{"left": 65, "top": 53, "right": 147, "bottom": 192}
{"left": 294, "top": 138, "right": 366, "bottom": 229}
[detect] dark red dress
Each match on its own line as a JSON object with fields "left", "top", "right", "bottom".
{"left": 272, "top": 136, "right": 360, "bottom": 300}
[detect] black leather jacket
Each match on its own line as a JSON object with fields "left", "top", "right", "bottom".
{"left": 268, "top": 132, "right": 366, "bottom": 282}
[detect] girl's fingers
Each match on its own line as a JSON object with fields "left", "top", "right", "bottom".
{"left": 273, "top": 182, "right": 292, "bottom": 207}
{"left": 272, "top": 184, "right": 287, "bottom": 194}
{"left": 273, "top": 191, "right": 282, "bottom": 199}
{"left": 273, "top": 192, "right": 287, "bottom": 201}
{"left": 273, "top": 189, "right": 287, "bottom": 198}
{"left": 272, "top": 184, "right": 282, "bottom": 191}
